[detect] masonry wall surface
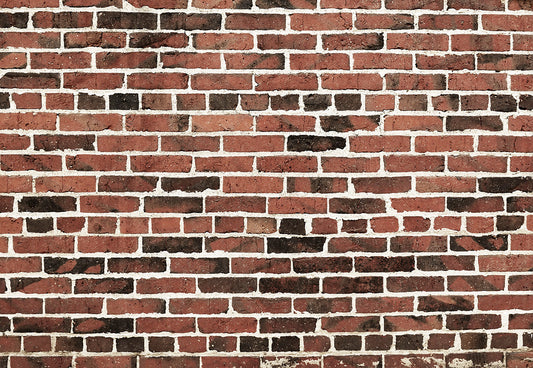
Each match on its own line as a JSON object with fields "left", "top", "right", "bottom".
{"left": 0, "top": 0, "right": 532, "bottom": 366}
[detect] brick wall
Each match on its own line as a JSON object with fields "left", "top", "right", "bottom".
{"left": 0, "top": 0, "right": 532, "bottom": 366}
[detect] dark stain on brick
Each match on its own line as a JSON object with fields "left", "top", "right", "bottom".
{"left": 34, "top": 135, "right": 95, "bottom": 151}
{"left": 0, "top": 93, "right": 10, "bottom": 108}
{"left": 161, "top": 13, "right": 222, "bottom": 30}
{"left": 303, "top": 94, "right": 331, "bottom": 111}
{"left": 260, "top": 277, "right": 319, "bottom": 293}
{"left": 519, "top": 95, "right": 533, "bottom": 110}
{"left": 330, "top": 198, "right": 386, "bottom": 214}
{"left": 19, "top": 197, "right": 77, "bottom": 212}
{"left": 108, "top": 257, "right": 167, "bottom": 273}
{"left": 198, "top": 277, "right": 256, "bottom": 293}
{"left": 271, "top": 336, "right": 300, "bottom": 352}
{"left": 418, "top": 296, "right": 474, "bottom": 311}
{"left": 240, "top": 336, "right": 268, "bottom": 352}
{"left": 508, "top": 197, "right": 533, "bottom": 212}
{"left": 109, "top": 93, "right": 139, "bottom": 110}
{"left": 74, "top": 318, "right": 133, "bottom": 333}
{"left": 117, "top": 337, "right": 144, "bottom": 352}
{"left": 354, "top": 256, "right": 414, "bottom": 272}
{"left": 0, "top": 73, "right": 60, "bottom": 89}
{"left": 75, "top": 278, "right": 134, "bottom": 294}
{"left": 97, "top": 12, "right": 157, "bottom": 30}
{"left": 45, "top": 257, "right": 104, "bottom": 274}
{"left": 209, "top": 94, "right": 239, "bottom": 110}
{"left": 496, "top": 215, "right": 524, "bottom": 231}
{"left": 417, "top": 256, "right": 475, "bottom": 271}
{"left": 142, "top": 237, "right": 202, "bottom": 253}
{"left": 279, "top": 218, "right": 306, "bottom": 235}
{"left": 0, "top": 196, "right": 13, "bottom": 212}
{"left": 78, "top": 93, "right": 105, "bottom": 110}
{"left": 323, "top": 276, "right": 383, "bottom": 294}
{"left": 26, "top": 218, "right": 53, "bottom": 233}
{"left": 334, "top": 335, "right": 362, "bottom": 351}
{"left": 162, "top": 177, "right": 219, "bottom": 192}
{"left": 287, "top": 135, "right": 346, "bottom": 151}
{"left": 267, "top": 237, "right": 325, "bottom": 253}
{"left": 14, "top": 317, "right": 71, "bottom": 333}
{"left": 479, "top": 177, "right": 533, "bottom": 193}
{"left": 491, "top": 95, "right": 517, "bottom": 112}
{"left": 447, "top": 116, "right": 503, "bottom": 131}
{"left": 0, "top": 13, "right": 28, "bottom": 28}
{"left": 451, "top": 235, "right": 508, "bottom": 251}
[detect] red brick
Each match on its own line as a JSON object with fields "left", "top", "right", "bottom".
{"left": 291, "top": 13, "right": 352, "bottom": 30}
{"left": 322, "top": 33, "right": 383, "bottom": 50}
{"left": 385, "top": 155, "right": 444, "bottom": 172}
{"left": 12, "top": 93, "right": 40, "bottom": 109}
{"left": 198, "top": 317, "right": 256, "bottom": 333}
{"left": 137, "top": 278, "right": 195, "bottom": 294}
{"left": 322, "top": 73, "right": 382, "bottom": 90}
{"left": 60, "top": 114, "right": 122, "bottom": 131}
{"left": 258, "top": 34, "right": 316, "bottom": 50}
{"left": 417, "top": 54, "right": 474, "bottom": 70}
{"left": 35, "top": 176, "right": 96, "bottom": 192}
{"left": 126, "top": 114, "right": 188, "bottom": 132}
{"left": 385, "top": 116, "right": 443, "bottom": 131}
{"left": 452, "top": 34, "right": 510, "bottom": 51}
{"left": 77, "top": 357, "right": 134, "bottom": 368}
{"left": 45, "top": 298, "right": 102, "bottom": 314}
{"left": 14, "top": 236, "right": 75, "bottom": 254}
{"left": 257, "top": 115, "right": 316, "bottom": 132}
{"left": 194, "top": 33, "right": 253, "bottom": 50}
{"left": 32, "top": 11, "right": 92, "bottom": 28}
{"left": 128, "top": 73, "right": 188, "bottom": 89}
{"left": 225, "top": 53, "right": 284, "bottom": 69}
{"left": 269, "top": 197, "right": 327, "bottom": 214}
{"left": 291, "top": 53, "right": 350, "bottom": 70}
{"left": 449, "top": 73, "right": 507, "bottom": 91}
{"left": 350, "top": 135, "right": 410, "bottom": 152}
{"left": 65, "top": 31, "right": 126, "bottom": 48}
{"left": 206, "top": 197, "right": 266, "bottom": 213}
{"left": 137, "top": 318, "right": 195, "bottom": 333}
{"left": 354, "top": 53, "right": 412, "bottom": 70}
{"left": 142, "top": 94, "right": 172, "bottom": 110}
{"left": 224, "top": 177, "right": 283, "bottom": 193}
{"left": 63, "top": 73, "right": 123, "bottom": 89}
{"left": 161, "top": 52, "right": 220, "bottom": 69}
{"left": 196, "top": 157, "right": 253, "bottom": 172}
{"left": 256, "top": 73, "right": 318, "bottom": 91}
{"left": 78, "top": 236, "right": 138, "bottom": 253}
{"left": 415, "top": 136, "right": 473, "bottom": 152}
{"left": 192, "top": 73, "right": 252, "bottom": 90}
{"left": 46, "top": 93, "right": 74, "bottom": 110}
{"left": 31, "top": 52, "right": 91, "bottom": 69}
{"left": 96, "top": 52, "right": 156, "bottom": 69}
{"left": 419, "top": 14, "right": 477, "bottom": 29}
{"left": 128, "top": 0, "right": 187, "bottom": 7}
{"left": 192, "top": 114, "right": 253, "bottom": 132}
{"left": 386, "top": 73, "right": 446, "bottom": 90}
{"left": 170, "top": 298, "right": 228, "bottom": 314}
{"left": 108, "top": 298, "right": 165, "bottom": 314}
{"left": 356, "top": 13, "right": 414, "bottom": 29}
{"left": 483, "top": 15, "right": 533, "bottom": 31}
{"left": 388, "top": 33, "right": 448, "bottom": 50}
{"left": 512, "top": 75, "right": 533, "bottom": 91}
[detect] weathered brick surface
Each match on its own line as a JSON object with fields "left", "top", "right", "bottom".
{"left": 0, "top": 0, "right": 531, "bottom": 365}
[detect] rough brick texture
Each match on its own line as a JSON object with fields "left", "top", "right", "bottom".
{"left": 0, "top": 0, "right": 532, "bottom": 366}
